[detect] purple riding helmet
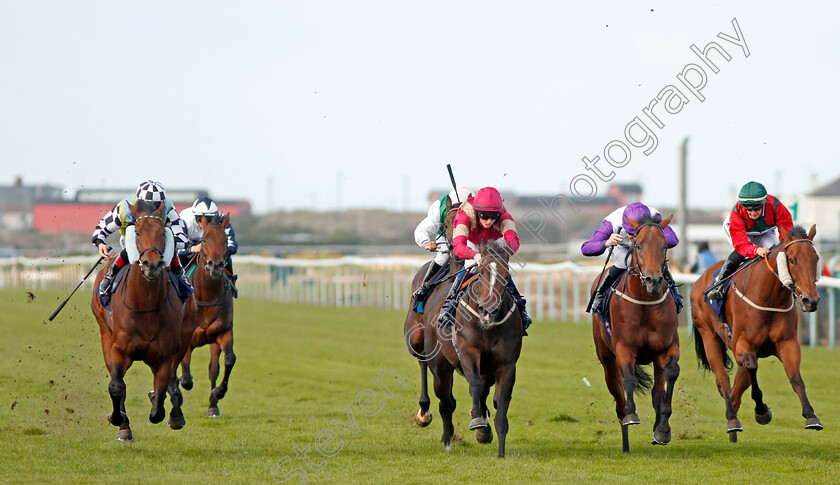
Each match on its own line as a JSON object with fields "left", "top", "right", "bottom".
{"left": 621, "top": 202, "right": 660, "bottom": 235}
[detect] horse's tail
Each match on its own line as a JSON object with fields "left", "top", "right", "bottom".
{"left": 634, "top": 365, "right": 653, "bottom": 396}
{"left": 693, "top": 324, "right": 733, "bottom": 373}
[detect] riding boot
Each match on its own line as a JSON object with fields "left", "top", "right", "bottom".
{"left": 662, "top": 264, "right": 677, "bottom": 289}
{"left": 170, "top": 263, "right": 194, "bottom": 299}
{"left": 412, "top": 262, "right": 442, "bottom": 302}
{"left": 99, "top": 250, "right": 128, "bottom": 296}
{"left": 704, "top": 250, "right": 745, "bottom": 300}
{"left": 505, "top": 275, "right": 532, "bottom": 333}
{"left": 590, "top": 265, "right": 624, "bottom": 313}
{"left": 437, "top": 269, "right": 468, "bottom": 326}
{"left": 225, "top": 258, "right": 239, "bottom": 298}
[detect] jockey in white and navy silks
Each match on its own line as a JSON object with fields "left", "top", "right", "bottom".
{"left": 436, "top": 186, "right": 532, "bottom": 333}
{"left": 92, "top": 180, "right": 191, "bottom": 296}
{"left": 178, "top": 197, "right": 239, "bottom": 266}
{"left": 581, "top": 202, "right": 679, "bottom": 311}
{"left": 411, "top": 186, "right": 473, "bottom": 302}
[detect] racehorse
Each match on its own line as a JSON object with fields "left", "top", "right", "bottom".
{"left": 408, "top": 240, "right": 523, "bottom": 458}
{"left": 178, "top": 213, "right": 236, "bottom": 417}
{"left": 404, "top": 200, "right": 461, "bottom": 429}
{"left": 90, "top": 201, "right": 197, "bottom": 441}
{"left": 690, "top": 224, "right": 822, "bottom": 443}
{"left": 591, "top": 215, "right": 680, "bottom": 453}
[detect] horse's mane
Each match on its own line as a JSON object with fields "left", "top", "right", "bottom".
{"left": 135, "top": 199, "right": 162, "bottom": 215}
{"left": 789, "top": 225, "right": 807, "bottom": 239}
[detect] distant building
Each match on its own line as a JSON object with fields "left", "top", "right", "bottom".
{"left": 801, "top": 176, "right": 840, "bottom": 242}
{"left": 0, "top": 177, "right": 62, "bottom": 231}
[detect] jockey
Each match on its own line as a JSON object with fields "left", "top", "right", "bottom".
{"left": 704, "top": 181, "right": 793, "bottom": 299}
{"left": 178, "top": 197, "right": 239, "bottom": 281}
{"left": 581, "top": 202, "right": 679, "bottom": 311}
{"left": 436, "top": 186, "right": 532, "bottom": 331}
{"left": 412, "top": 186, "right": 474, "bottom": 302}
{"left": 92, "top": 180, "right": 191, "bottom": 297}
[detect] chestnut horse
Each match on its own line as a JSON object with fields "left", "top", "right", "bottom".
{"left": 178, "top": 213, "right": 236, "bottom": 417}
{"left": 691, "top": 224, "right": 822, "bottom": 443}
{"left": 404, "top": 201, "right": 461, "bottom": 429}
{"left": 591, "top": 215, "right": 680, "bottom": 453}
{"left": 90, "top": 201, "right": 197, "bottom": 441}
{"left": 409, "top": 241, "right": 523, "bottom": 458}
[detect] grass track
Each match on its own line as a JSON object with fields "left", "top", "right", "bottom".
{"left": 1, "top": 288, "right": 839, "bottom": 484}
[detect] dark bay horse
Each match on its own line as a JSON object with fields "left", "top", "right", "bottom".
{"left": 404, "top": 201, "right": 461, "bottom": 428}
{"left": 178, "top": 213, "right": 236, "bottom": 417}
{"left": 90, "top": 201, "right": 197, "bottom": 441}
{"left": 690, "top": 224, "right": 822, "bottom": 442}
{"left": 591, "top": 215, "right": 680, "bottom": 453}
{"left": 409, "top": 241, "right": 523, "bottom": 458}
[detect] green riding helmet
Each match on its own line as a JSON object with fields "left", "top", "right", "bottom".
{"left": 738, "top": 181, "right": 767, "bottom": 207}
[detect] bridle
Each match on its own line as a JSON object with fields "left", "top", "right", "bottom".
{"left": 135, "top": 214, "right": 166, "bottom": 276}
{"left": 762, "top": 238, "right": 816, "bottom": 304}
{"left": 626, "top": 222, "right": 668, "bottom": 286}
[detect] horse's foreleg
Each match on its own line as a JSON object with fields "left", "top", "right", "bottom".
{"left": 149, "top": 363, "right": 173, "bottom": 424}
{"left": 475, "top": 375, "right": 494, "bottom": 445}
{"left": 414, "top": 361, "right": 433, "bottom": 427}
{"left": 167, "top": 374, "right": 186, "bottom": 430}
{"left": 699, "top": 329, "right": 740, "bottom": 436}
{"left": 614, "top": 345, "right": 639, "bottom": 426}
{"left": 461, "top": 356, "right": 487, "bottom": 431}
{"left": 493, "top": 365, "right": 516, "bottom": 458}
{"left": 179, "top": 347, "right": 194, "bottom": 391}
{"left": 432, "top": 365, "right": 456, "bottom": 450}
{"left": 653, "top": 350, "right": 679, "bottom": 445}
{"left": 730, "top": 365, "right": 751, "bottom": 413}
{"left": 212, "top": 329, "right": 236, "bottom": 401}
{"left": 106, "top": 350, "right": 131, "bottom": 429}
{"left": 207, "top": 342, "right": 222, "bottom": 417}
{"left": 777, "top": 339, "right": 822, "bottom": 430}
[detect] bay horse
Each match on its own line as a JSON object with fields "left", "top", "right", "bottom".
{"left": 591, "top": 215, "right": 680, "bottom": 453}
{"left": 409, "top": 240, "right": 523, "bottom": 458}
{"left": 404, "top": 200, "right": 461, "bottom": 429}
{"left": 90, "top": 201, "right": 198, "bottom": 441}
{"left": 690, "top": 224, "right": 822, "bottom": 443}
{"left": 178, "top": 213, "right": 236, "bottom": 417}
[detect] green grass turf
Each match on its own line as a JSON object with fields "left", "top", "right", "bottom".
{"left": 1, "top": 288, "right": 839, "bottom": 484}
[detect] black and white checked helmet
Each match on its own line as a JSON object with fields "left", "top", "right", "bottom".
{"left": 135, "top": 180, "right": 166, "bottom": 203}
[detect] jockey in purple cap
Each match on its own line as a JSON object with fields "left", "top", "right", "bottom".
{"left": 581, "top": 202, "right": 679, "bottom": 311}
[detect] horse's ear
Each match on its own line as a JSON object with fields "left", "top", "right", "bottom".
{"left": 659, "top": 215, "right": 673, "bottom": 229}
{"left": 153, "top": 202, "right": 166, "bottom": 218}
{"left": 128, "top": 203, "right": 140, "bottom": 219}
{"left": 808, "top": 225, "right": 816, "bottom": 241}
{"left": 445, "top": 196, "right": 452, "bottom": 212}
{"left": 221, "top": 212, "right": 231, "bottom": 228}
{"left": 480, "top": 241, "right": 487, "bottom": 256}
{"left": 625, "top": 216, "right": 640, "bottom": 231}
{"left": 780, "top": 224, "right": 791, "bottom": 243}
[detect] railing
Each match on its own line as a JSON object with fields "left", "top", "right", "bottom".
{"left": 3, "top": 255, "right": 839, "bottom": 348}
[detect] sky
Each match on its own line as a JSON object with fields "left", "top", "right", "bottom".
{"left": 1, "top": 2, "right": 838, "bottom": 214}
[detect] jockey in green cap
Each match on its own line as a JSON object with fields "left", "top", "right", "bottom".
{"left": 704, "top": 181, "right": 794, "bottom": 299}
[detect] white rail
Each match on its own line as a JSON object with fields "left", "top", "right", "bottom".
{"left": 3, "top": 255, "right": 839, "bottom": 348}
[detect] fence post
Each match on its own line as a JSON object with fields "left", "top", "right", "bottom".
{"left": 830, "top": 289, "right": 836, "bottom": 350}
{"left": 548, "top": 273, "right": 556, "bottom": 321}
{"left": 573, "top": 273, "right": 581, "bottom": 323}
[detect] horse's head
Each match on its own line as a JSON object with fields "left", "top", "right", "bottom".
{"left": 129, "top": 201, "right": 168, "bottom": 280}
{"left": 626, "top": 214, "right": 673, "bottom": 295}
{"left": 472, "top": 241, "right": 511, "bottom": 325}
{"left": 779, "top": 224, "right": 820, "bottom": 312}
{"left": 199, "top": 213, "right": 230, "bottom": 279}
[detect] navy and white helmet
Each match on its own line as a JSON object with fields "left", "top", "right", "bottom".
{"left": 192, "top": 197, "right": 219, "bottom": 217}
{"left": 136, "top": 180, "right": 166, "bottom": 203}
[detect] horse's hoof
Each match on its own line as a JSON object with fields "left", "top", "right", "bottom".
{"left": 755, "top": 408, "right": 773, "bottom": 425}
{"left": 415, "top": 409, "right": 432, "bottom": 427}
{"left": 469, "top": 417, "right": 489, "bottom": 430}
{"left": 179, "top": 374, "right": 193, "bottom": 391}
{"left": 651, "top": 430, "right": 671, "bottom": 445}
{"left": 805, "top": 417, "right": 823, "bottom": 430}
{"left": 444, "top": 443, "right": 452, "bottom": 451}
{"left": 107, "top": 412, "right": 126, "bottom": 427}
{"left": 149, "top": 410, "right": 165, "bottom": 424}
{"left": 727, "top": 419, "right": 743, "bottom": 433}
{"left": 116, "top": 428, "right": 134, "bottom": 442}
{"left": 621, "top": 413, "right": 640, "bottom": 426}
{"left": 476, "top": 427, "right": 494, "bottom": 444}
{"left": 169, "top": 413, "right": 186, "bottom": 430}
{"left": 207, "top": 407, "right": 221, "bottom": 418}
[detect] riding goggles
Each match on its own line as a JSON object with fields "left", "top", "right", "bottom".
{"left": 476, "top": 210, "right": 501, "bottom": 221}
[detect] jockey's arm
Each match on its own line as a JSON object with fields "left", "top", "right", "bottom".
{"left": 581, "top": 219, "right": 614, "bottom": 256}
{"left": 728, "top": 211, "right": 759, "bottom": 257}
{"left": 91, "top": 203, "right": 122, "bottom": 250}
{"left": 225, "top": 225, "right": 239, "bottom": 255}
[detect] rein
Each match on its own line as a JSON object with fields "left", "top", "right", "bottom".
{"left": 621, "top": 222, "right": 670, "bottom": 306}
{"left": 194, "top": 223, "right": 231, "bottom": 307}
